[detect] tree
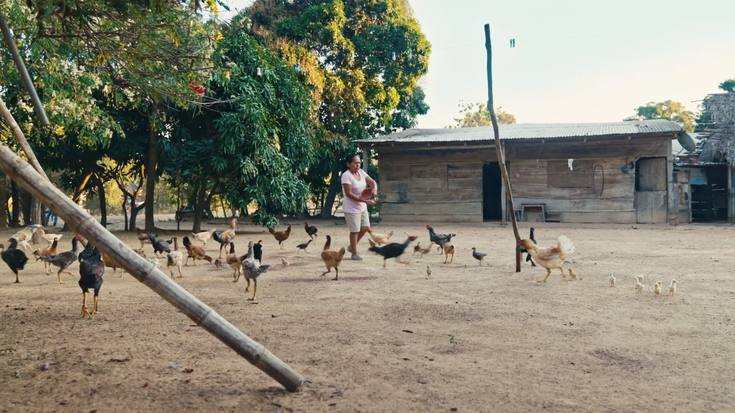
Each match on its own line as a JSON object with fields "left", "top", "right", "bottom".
{"left": 719, "top": 79, "right": 735, "bottom": 93}
{"left": 449, "top": 102, "right": 516, "bottom": 128}
{"left": 246, "top": 0, "right": 431, "bottom": 217}
{"left": 624, "top": 100, "right": 696, "bottom": 132}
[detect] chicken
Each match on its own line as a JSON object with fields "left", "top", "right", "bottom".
{"left": 214, "top": 258, "right": 225, "bottom": 270}
{"left": 519, "top": 227, "right": 537, "bottom": 266}
{"left": 240, "top": 241, "right": 270, "bottom": 301}
{"left": 418, "top": 244, "right": 433, "bottom": 257}
{"left": 441, "top": 241, "right": 455, "bottom": 264}
{"left": 368, "top": 238, "right": 377, "bottom": 248}
{"left": 281, "top": 258, "right": 290, "bottom": 267}
{"left": 35, "top": 228, "right": 64, "bottom": 247}
{"left": 147, "top": 233, "right": 171, "bottom": 257}
{"left": 635, "top": 278, "right": 644, "bottom": 294}
{"left": 40, "top": 236, "right": 81, "bottom": 284}
{"left": 426, "top": 225, "right": 455, "bottom": 253}
{"left": 165, "top": 237, "right": 183, "bottom": 278}
{"left": 77, "top": 242, "right": 104, "bottom": 317}
{"left": 212, "top": 218, "right": 238, "bottom": 258}
{"left": 368, "top": 235, "right": 418, "bottom": 269}
{"left": 669, "top": 279, "right": 676, "bottom": 296}
{"left": 268, "top": 224, "right": 292, "bottom": 250}
{"left": 227, "top": 243, "right": 242, "bottom": 280}
{"left": 518, "top": 235, "right": 575, "bottom": 283}
{"left": 182, "top": 236, "right": 213, "bottom": 266}
{"left": 303, "top": 221, "right": 318, "bottom": 239}
{"left": 253, "top": 240, "right": 263, "bottom": 264}
{"left": 609, "top": 273, "right": 616, "bottom": 287}
{"left": 296, "top": 239, "right": 312, "bottom": 253}
{"left": 654, "top": 281, "right": 662, "bottom": 297}
{"left": 190, "top": 229, "right": 216, "bottom": 248}
{"left": 569, "top": 268, "right": 579, "bottom": 280}
{"left": 135, "top": 227, "right": 152, "bottom": 249}
{"left": 34, "top": 237, "right": 59, "bottom": 275}
{"left": 367, "top": 229, "right": 393, "bottom": 246}
{"left": 413, "top": 242, "right": 421, "bottom": 255}
{"left": 471, "top": 247, "right": 486, "bottom": 265}
{"left": 101, "top": 251, "right": 125, "bottom": 277}
{"left": 1, "top": 238, "right": 28, "bottom": 283}
{"left": 426, "top": 265, "right": 432, "bottom": 278}
{"left": 320, "top": 235, "right": 346, "bottom": 280}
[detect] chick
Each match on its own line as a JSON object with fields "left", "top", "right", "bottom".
{"left": 669, "top": 279, "right": 676, "bottom": 296}
{"left": 568, "top": 268, "right": 579, "bottom": 280}
{"left": 426, "top": 265, "right": 432, "bottom": 278}
{"left": 413, "top": 242, "right": 421, "bottom": 255}
{"left": 654, "top": 281, "right": 662, "bottom": 297}
{"left": 214, "top": 258, "right": 225, "bottom": 270}
{"left": 608, "top": 273, "right": 616, "bottom": 287}
{"left": 634, "top": 274, "right": 644, "bottom": 283}
{"left": 635, "top": 278, "right": 644, "bottom": 294}
{"left": 282, "top": 258, "right": 290, "bottom": 267}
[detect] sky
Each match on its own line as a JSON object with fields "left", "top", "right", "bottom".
{"left": 224, "top": 0, "right": 735, "bottom": 129}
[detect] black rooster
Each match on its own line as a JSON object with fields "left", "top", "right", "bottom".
{"left": 519, "top": 228, "right": 537, "bottom": 266}
{"left": 1, "top": 238, "right": 28, "bottom": 283}
{"left": 368, "top": 236, "right": 418, "bottom": 269}
{"left": 147, "top": 233, "right": 171, "bottom": 257}
{"left": 78, "top": 242, "right": 105, "bottom": 317}
{"left": 426, "top": 225, "right": 456, "bottom": 253}
{"left": 253, "top": 240, "right": 263, "bottom": 264}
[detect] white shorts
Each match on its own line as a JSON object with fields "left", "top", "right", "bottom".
{"left": 345, "top": 211, "right": 370, "bottom": 233}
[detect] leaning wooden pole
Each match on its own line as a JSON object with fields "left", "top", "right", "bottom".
{"left": 0, "top": 97, "right": 50, "bottom": 182}
{"left": 484, "top": 24, "right": 522, "bottom": 272}
{"left": 0, "top": 98, "right": 305, "bottom": 392}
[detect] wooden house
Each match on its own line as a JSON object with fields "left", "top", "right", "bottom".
{"left": 357, "top": 120, "right": 687, "bottom": 224}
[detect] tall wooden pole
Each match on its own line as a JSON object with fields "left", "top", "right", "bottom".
{"left": 484, "top": 24, "right": 522, "bottom": 272}
{"left": 0, "top": 96, "right": 305, "bottom": 392}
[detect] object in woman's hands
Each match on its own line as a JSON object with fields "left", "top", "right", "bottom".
{"left": 360, "top": 188, "right": 375, "bottom": 201}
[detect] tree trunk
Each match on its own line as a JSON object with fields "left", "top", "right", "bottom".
{"left": 0, "top": 175, "right": 7, "bottom": 229}
{"left": 98, "top": 177, "right": 108, "bottom": 227}
{"left": 122, "top": 192, "right": 129, "bottom": 231}
{"left": 193, "top": 175, "right": 207, "bottom": 232}
{"left": 10, "top": 180, "right": 19, "bottom": 227}
{"left": 21, "top": 190, "right": 31, "bottom": 226}
{"left": 144, "top": 108, "right": 159, "bottom": 232}
{"left": 321, "top": 163, "right": 342, "bottom": 219}
{"left": 30, "top": 197, "right": 42, "bottom": 225}
{"left": 130, "top": 203, "right": 145, "bottom": 231}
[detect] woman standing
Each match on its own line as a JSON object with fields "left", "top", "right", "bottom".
{"left": 340, "top": 154, "right": 377, "bottom": 261}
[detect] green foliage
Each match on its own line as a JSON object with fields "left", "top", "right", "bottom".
{"left": 449, "top": 102, "right": 516, "bottom": 128}
{"left": 624, "top": 100, "right": 696, "bottom": 133}
{"left": 719, "top": 79, "right": 735, "bottom": 93}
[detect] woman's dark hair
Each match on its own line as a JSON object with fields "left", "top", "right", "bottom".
{"left": 341, "top": 153, "right": 360, "bottom": 173}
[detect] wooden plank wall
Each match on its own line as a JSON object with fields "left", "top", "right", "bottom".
{"left": 379, "top": 148, "right": 496, "bottom": 222}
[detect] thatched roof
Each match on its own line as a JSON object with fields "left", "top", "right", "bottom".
{"left": 700, "top": 93, "right": 735, "bottom": 163}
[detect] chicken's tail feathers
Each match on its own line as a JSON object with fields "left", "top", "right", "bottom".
{"left": 557, "top": 235, "right": 575, "bottom": 256}
{"left": 268, "top": 227, "right": 275, "bottom": 235}
{"left": 203, "top": 255, "right": 213, "bottom": 262}
{"left": 259, "top": 264, "right": 270, "bottom": 272}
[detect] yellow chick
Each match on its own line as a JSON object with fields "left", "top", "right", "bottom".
{"left": 281, "top": 258, "right": 290, "bottom": 267}
{"left": 568, "top": 268, "right": 579, "bottom": 280}
{"left": 669, "top": 279, "right": 676, "bottom": 296}
{"left": 634, "top": 274, "right": 644, "bottom": 283}
{"left": 635, "top": 278, "right": 644, "bottom": 294}
{"left": 609, "top": 273, "right": 616, "bottom": 287}
{"left": 654, "top": 281, "right": 662, "bottom": 297}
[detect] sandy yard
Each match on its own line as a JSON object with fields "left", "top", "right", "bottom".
{"left": 1, "top": 219, "right": 734, "bottom": 412}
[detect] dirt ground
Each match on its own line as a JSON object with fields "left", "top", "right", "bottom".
{"left": 1, "top": 218, "right": 735, "bottom": 412}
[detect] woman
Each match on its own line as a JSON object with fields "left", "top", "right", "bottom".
{"left": 340, "top": 154, "right": 377, "bottom": 261}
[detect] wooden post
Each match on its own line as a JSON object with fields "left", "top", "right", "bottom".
{"left": 484, "top": 24, "right": 522, "bottom": 272}
{"left": 0, "top": 99, "right": 305, "bottom": 392}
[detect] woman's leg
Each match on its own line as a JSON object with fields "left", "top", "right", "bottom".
{"left": 356, "top": 211, "right": 370, "bottom": 243}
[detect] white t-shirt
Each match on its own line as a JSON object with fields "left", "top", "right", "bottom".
{"left": 341, "top": 169, "right": 369, "bottom": 214}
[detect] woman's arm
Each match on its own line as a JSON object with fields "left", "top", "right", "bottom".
{"left": 342, "top": 183, "right": 377, "bottom": 206}
{"left": 365, "top": 175, "right": 378, "bottom": 196}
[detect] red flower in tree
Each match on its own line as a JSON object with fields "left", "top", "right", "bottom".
{"left": 188, "top": 81, "right": 205, "bottom": 96}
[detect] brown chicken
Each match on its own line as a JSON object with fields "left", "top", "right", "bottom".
{"left": 303, "top": 221, "right": 318, "bottom": 239}
{"left": 213, "top": 218, "right": 238, "bottom": 258}
{"left": 135, "top": 227, "right": 151, "bottom": 249}
{"left": 268, "top": 224, "right": 292, "bottom": 250}
{"left": 518, "top": 235, "right": 576, "bottom": 283}
{"left": 34, "top": 237, "right": 59, "bottom": 275}
{"left": 182, "top": 236, "right": 213, "bottom": 266}
{"left": 320, "top": 235, "right": 346, "bottom": 280}
{"left": 227, "top": 243, "right": 243, "bottom": 281}
{"left": 367, "top": 229, "right": 393, "bottom": 246}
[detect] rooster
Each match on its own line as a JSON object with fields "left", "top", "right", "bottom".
{"left": 303, "top": 221, "right": 318, "bottom": 239}
{"left": 240, "top": 241, "right": 270, "bottom": 301}
{"left": 320, "top": 235, "right": 346, "bottom": 280}
{"left": 40, "top": 236, "right": 81, "bottom": 284}
{"left": 77, "top": 242, "right": 105, "bottom": 317}
{"left": 167, "top": 237, "right": 184, "bottom": 278}
{"left": 368, "top": 235, "right": 418, "bottom": 269}
{"left": 518, "top": 235, "right": 575, "bottom": 283}
{"left": 147, "top": 233, "right": 170, "bottom": 257}
{"left": 426, "top": 225, "right": 455, "bottom": 253}
{"left": 189, "top": 229, "right": 216, "bottom": 248}
{"left": 268, "top": 224, "right": 292, "bottom": 250}
{"left": 1, "top": 238, "right": 28, "bottom": 283}
{"left": 212, "top": 218, "right": 237, "bottom": 258}
{"left": 182, "top": 236, "right": 213, "bottom": 266}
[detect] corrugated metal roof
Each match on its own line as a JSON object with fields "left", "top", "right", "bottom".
{"left": 358, "top": 120, "right": 683, "bottom": 144}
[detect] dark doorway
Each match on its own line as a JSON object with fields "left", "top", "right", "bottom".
{"left": 483, "top": 162, "right": 502, "bottom": 221}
